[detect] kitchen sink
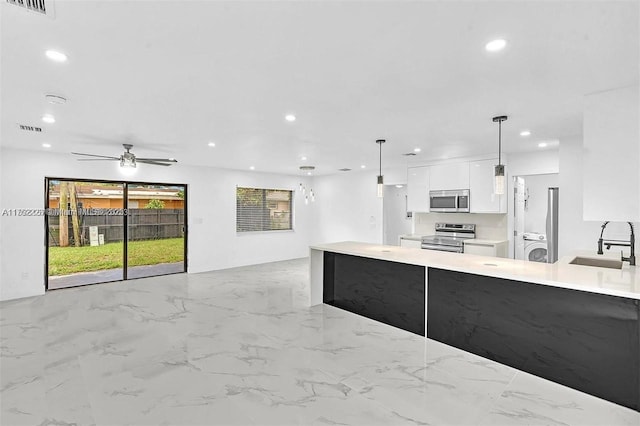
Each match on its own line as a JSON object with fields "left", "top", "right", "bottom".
{"left": 569, "top": 256, "right": 623, "bottom": 269}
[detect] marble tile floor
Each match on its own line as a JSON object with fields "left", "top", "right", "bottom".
{"left": 1, "top": 258, "right": 638, "bottom": 426}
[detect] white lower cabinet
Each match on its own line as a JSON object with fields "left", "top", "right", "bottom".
{"left": 463, "top": 240, "right": 508, "bottom": 258}
{"left": 400, "top": 238, "right": 422, "bottom": 249}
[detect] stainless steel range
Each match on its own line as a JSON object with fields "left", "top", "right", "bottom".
{"left": 421, "top": 223, "right": 476, "bottom": 253}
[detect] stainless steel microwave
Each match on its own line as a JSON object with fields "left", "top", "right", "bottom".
{"left": 429, "top": 189, "right": 470, "bottom": 213}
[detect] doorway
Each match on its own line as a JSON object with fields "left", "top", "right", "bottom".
{"left": 383, "top": 184, "right": 412, "bottom": 245}
{"left": 512, "top": 173, "right": 559, "bottom": 260}
{"left": 45, "top": 178, "right": 187, "bottom": 290}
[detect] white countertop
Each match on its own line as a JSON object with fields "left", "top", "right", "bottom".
{"left": 310, "top": 241, "right": 640, "bottom": 300}
{"left": 401, "top": 236, "right": 508, "bottom": 245}
{"left": 463, "top": 238, "right": 508, "bottom": 245}
{"left": 399, "top": 234, "right": 425, "bottom": 241}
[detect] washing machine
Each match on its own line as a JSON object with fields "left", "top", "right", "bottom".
{"left": 523, "top": 232, "right": 548, "bottom": 263}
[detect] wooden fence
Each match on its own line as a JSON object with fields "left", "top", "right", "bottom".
{"left": 48, "top": 209, "right": 184, "bottom": 246}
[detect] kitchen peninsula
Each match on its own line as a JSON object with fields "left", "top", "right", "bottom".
{"left": 309, "top": 242, "right": 640, "bottom": 411}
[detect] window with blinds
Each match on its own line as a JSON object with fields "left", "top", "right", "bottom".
{"left": 236, "top": 187, "right": 292, "bottom": 232}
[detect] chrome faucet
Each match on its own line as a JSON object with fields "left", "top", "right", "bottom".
{"left": 597, "top": 221, "right": 636, "bottom": 266}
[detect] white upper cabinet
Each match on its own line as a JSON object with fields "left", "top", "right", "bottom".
{"left": 583, "top": 85, "right": 640, "bottom": 221}
{"left": 406, "top": 159, "right": 506, "bottom": 214}
{"left": 469, "top": 159, "right": 506, "bottom": 213}
{"left": 407, "top": 166, "right": 430, "bottom": 212}
{"left": 429, "top": 162, "right": 469, "bottom": 191}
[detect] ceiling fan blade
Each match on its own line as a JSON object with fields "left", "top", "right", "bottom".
{"left": 136, "top": 157, "right": 178, "bottom": 163}
{"left": 137, "top": 160, "right": 173, "bottom": 166}
{"left": 72, "top": 152, "right": 120, "bottom": 160}
{"left": 76, "top": 158, "right": 119, "bottom": 161}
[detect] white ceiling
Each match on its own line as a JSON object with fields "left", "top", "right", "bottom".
{"left": 1, "top": 1, "right": 638, "bottom": 176}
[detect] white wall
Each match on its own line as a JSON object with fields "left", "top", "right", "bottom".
{"left": 310, "top": 170, "right": 383, "bottom": 245}
{"left": 507, "top": 150, "right": 560, "bottom": 177}
{"left": 0, "top": 155, "right": 3, "bottom": 298}
{"left": 506, "top": 132, "right": 638, "bottom": 260}
{"left": 383, "top": 185, "right": 411, "bottom": 245}
{"left": 583, "top": 85, "right": 640, "bottom": 221}
{"left": 414, "top": 212, "right": 507, "bottom": 240}
{"left": 0, "top": 148, "right": 314, "bottom": 301}
{"left": 558, "top": 137, "right": 638, "bottom": 256}
{"left": 506, "top": 150, "right": 560, "bottom": 257}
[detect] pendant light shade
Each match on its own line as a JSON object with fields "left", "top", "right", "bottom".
{"left": 376, "top": 139, "right": 386, "bottom": 198}
{"left": 492, "top": 116, "right": 508, "bottom": 195}
{"left": 494, "top": 164, "right": 505, "bottom": 195}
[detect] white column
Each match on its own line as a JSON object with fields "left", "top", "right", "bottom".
{"left": 309, "top": 248, "right": 324, "bottom": 306}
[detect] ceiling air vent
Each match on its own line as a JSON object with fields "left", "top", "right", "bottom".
{"left": 18, "top": 124, "right": 43, "bottom": 132}
{"left": 402, "top": 153, "right": 417, "bottom": 156}
{"left": 6, "top": 0, "right": 53, "bottom": 16}
{"left": 338, "top": 168, "right": 352, "bottom": 172}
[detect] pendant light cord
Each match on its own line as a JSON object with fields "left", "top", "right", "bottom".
{"left": 379, "top": 141, "right": 382, "bottom": 175}
{"left": 498, "top": 119, "right": 502, "bottom": 166}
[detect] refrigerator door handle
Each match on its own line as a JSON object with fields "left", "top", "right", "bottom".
{"left": 546, "top": 187, "right": 559, "bottom": 263}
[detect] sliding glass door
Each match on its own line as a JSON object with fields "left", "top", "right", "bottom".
{"left": 126, "top": 184, "right": 186, "bottom": 279}
{"left": 47, "top": 179, "right": 125, "bottom": 289}
{"left": 45, "top": 178, "right": 187, "bottom": 290}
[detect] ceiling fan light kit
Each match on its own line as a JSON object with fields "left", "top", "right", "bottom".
{"left": 72, "top": 144, "right": 178, "bottom": 168}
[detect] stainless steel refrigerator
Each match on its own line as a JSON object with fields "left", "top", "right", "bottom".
{"left": 546, "top": 187, "right": 559, "bottom": 263}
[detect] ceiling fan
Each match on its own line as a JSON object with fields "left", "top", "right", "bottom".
{"left": 71, "top": 144, "right": 178, "bottom": 167}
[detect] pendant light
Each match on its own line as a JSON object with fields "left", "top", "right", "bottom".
{"left": 299, "top": 166, "right": 316, "bottom": 204}
{"left": 492, "top": 116, "right": 507, "bottom": 195}
{"left": 376, "top": 139, "right": 386, "bottom": 198}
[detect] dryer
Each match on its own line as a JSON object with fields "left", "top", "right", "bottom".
{"left": 523, "top": 232, "right": 547, "bottom": 263}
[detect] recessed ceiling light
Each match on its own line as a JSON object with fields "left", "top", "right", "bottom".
{"left": 538, "top": 142, "right": 548, "bottom": 148}
{"left": 485, "top": 39, "right": 507, "bottom": 52}
{"left": 360, "top": 165, "right": 366, "bottom": 169}
{"left": 285, "top": 114, "right": 296, "bottom": 122}
{"left": 414, "top": 148, "right": 421, "bottom": 153}
{"left": 42, "top": 143, "right": 51, "bottom": 148}
{"left": 395, "top": 184, "right": 404, "bottom": 188}
{"left": 249, "top": 166, "right": 255, "bottom": 170}
{"left": 520, "top": 130, "right": 531, "bottom": 137}
{"left": 301, "top": 156, "right": 307, "bottom": 161}
{"left": 45, "top": 50, "right": 68, "bottom": 62}
{"left": 208, "top": 142, "right": 216, "bottom": 147}
{"left": 42, "top": 114, "right": 55, "bottom": 123}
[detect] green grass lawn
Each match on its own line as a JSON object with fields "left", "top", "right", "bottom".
{"left": 49, "top": 237, "right": 184, "bottom": 276}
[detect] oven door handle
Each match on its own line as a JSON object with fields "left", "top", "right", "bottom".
{"left": 421, "top": 244, "right": 463, "bottom": 252}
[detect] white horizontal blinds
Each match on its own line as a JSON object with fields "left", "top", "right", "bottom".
{"left": 236, "top": 187, "right": 292, "bottom": 232}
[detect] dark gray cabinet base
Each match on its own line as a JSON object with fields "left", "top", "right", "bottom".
{"left": 427, "top": 267, "right": 640, "bottom": 411}
{"left": 323, "top": 252, "right": 425, "bottom": 335}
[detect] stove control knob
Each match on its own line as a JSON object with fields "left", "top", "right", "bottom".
{"left": 539, "top": 235, "right": 544, "bottom": 240}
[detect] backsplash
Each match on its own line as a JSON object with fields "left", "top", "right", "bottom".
{"left": 413, "top": 212, "right": 508, "bottom": 240}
